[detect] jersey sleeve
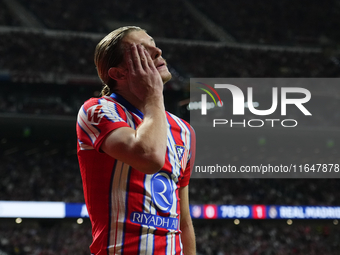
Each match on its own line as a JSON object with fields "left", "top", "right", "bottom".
{"left": 77, "top": 98, "right": 130, "bottom": 152}
{"left": 179, "top": 125, "right": 196, "bottom": 187}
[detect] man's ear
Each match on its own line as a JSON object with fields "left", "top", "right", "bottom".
{"left": 108, "top": 67, "right": 127, "bottom": 81}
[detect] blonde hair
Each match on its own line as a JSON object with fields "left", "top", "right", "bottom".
{"left": 94, "top": 26, "right": 144, "bottom": 96}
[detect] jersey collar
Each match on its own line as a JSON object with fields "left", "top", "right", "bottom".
{"left": 109, "top": 93, "right": 144, "bottom": 119}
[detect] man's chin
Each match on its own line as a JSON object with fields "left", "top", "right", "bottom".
{"left": 159, "top": 68, "right": 172, "bottom": 84}
{"left": 162, "top": 73, "right": 172, "bottom": 84}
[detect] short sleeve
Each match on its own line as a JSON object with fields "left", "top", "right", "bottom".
{"left": 77, "top": 97, "right": 130, "bottom": 152}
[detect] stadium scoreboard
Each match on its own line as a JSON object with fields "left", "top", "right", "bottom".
{"left": 1, "top": 201, "right": 340, "bottom": 220}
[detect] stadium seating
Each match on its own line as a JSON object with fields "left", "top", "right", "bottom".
{"left": 1, "top": 219, "right": 339, "bottom": 255}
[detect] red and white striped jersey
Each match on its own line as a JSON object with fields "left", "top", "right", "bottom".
{"left": 76, "top": 93, "right": 194, "bottom": 255}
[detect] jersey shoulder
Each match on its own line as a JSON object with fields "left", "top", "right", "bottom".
{"left": 166, "top": 111, "right": 194, "bottom": 132}
{"left": 81, "top": 96, "right": 114, "bottom": 109}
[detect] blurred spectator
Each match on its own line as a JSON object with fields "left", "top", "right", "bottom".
{"left": 195, "top": 220, "right": 340, "bottom": 255}
{"left": 18, "top": 0, "right": 215, "bottom": 40}
{"left": 1, "top": 32, "right": 339, "bottom": 79}
{"left": 195, "top": 0, "right": 340, "bottom": 46}
{"left": 0, "top": 219, "right": 91, "bottom": 255}
{"left": 0, "top": 219, "right": 339, "bottom": 255}
{"left": 0, "top": 1, "right": 21, "bottom": 27}
{"left": 0, "top": 140, "right": 83, "bottom": 203}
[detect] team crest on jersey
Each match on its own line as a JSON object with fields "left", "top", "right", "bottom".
{"left": 87, "top": 105, "right": 104, "bottom": 124}
{"left": 175, "top": 145, "right": 188, "bottom": 170}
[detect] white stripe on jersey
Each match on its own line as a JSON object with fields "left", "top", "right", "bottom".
{"left": 104, "top": 97, "right": 142, "bottom": 126}
{"left": 139, "top": 174, "right": 155, "bottom": 255}
{"left": 124, "top": 108, "right": 137, "bottom": 128}
{"left": 166, "top": 120, "right": 181, "bottom": 182}
{"left": 108, "top": 161, "right": 130, "bottom": 255}
{"left": 99, "top": 99, "right": 126, "bottom": 123}
{"left": 165, "top": 231, "right": 177, "bottom": 255}
{"left": 166, "top": 232, "right": 171, "bottom": 255}
{"left": 139, "top": 227, "right": 155, "bottom": 255}
{"left": 171, "top": 232, "right": 176, "bottom": 255}
{"left": 143, "top": 175, "right": 155, "bottom": 215}
{"left": 105, "top": 97, "right": 143, "bottom": 129}
{"left": 78, "top": 140, "right": 94, "bottom": 150}
{"left": 78, "top": 107, "right": 100, "bottom": 145}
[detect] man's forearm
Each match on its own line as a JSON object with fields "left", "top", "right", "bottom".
{"left": 181, "top": 218, "right": 196, "bottom": 255}
{"left": 100, "top": 96, "right": 168, "bottom": 174}
{"left": 134, "top": 98, "right": 167, "bottom": 171}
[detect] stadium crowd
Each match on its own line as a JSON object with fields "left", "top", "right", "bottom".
{"left": 0, "top": 219, "right": 92, "bottom": 255}
{"left": 0, "top": 0, "right": 21, "bottom": 27}
{"left": 1, "top": 31, "right": 339, "bottom": 78}
{"left": 3, "top": 0, "right": 339, "bottom": 47}
{"left": 0, "top": 145, "right": 83, "bottom": 203}
{"left": 17, "top": 0, "right": 215, "bottom": 40}
{"left": 0, "top": 82, "right": 97, "bottom": 116}
{"left": 0, "top": 32, "right": 96, "bottom": 75}
{"left": 1, "top": 219, "right": 339, "bottom": 255}
{"left": 1, "top": 0, "right": 340, "bottom": 254}
{"left": 160, "top": 43, "right": 340, "bottom": 78}
{"left": 195, "top": 221, "right": 340, "bottom": 255}
{"left": 195, "top": 0, "right": 340, "bottom": 46}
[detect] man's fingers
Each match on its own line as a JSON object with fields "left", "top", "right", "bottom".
{"left": 130, "top": 43, "right": 143, "bottom": 72}
{"left": 138, "top": 44, "right": 149, "bottom": 69}
{"left": 125, "top": 45, "right": 134, "bottom": 74}
{"left": 144, "top": 48, "right": 156, "bottom": 70}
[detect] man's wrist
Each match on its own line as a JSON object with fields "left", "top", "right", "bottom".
{"left": 143, "top": 96, "right": 165, "bottom": 114}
